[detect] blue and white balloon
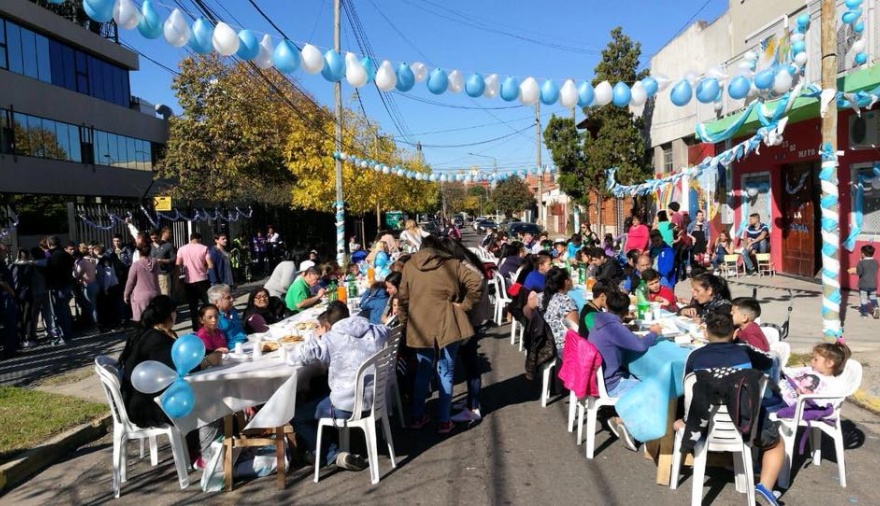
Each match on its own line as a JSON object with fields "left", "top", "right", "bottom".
{"left": 465, "top": 73, "right": 486, "bottom": 98}
{"left": 540, "top": 80, "right": 560, "bottom": 105}
{"left": 559, "top": 80, "right": 578, "bottom": 108}
{"left": 171, "top": 333, "right": 205, "bottom": 376}
{"left": 396, "top": 63, "right": 416, "bottom": 92}
{"left": 131, "top": 360, "right": 178, "bottom": 394}
{"left": 212, "top": 22, "right": 239, "bottom": 56}
{"left": 500, "top": 77, "right": 520, "bottom": 102}
{"left": 113, "top": 0, "right": 141, "bottom": 30}
{"left": 254, "top": 34, "right": 274, "bottom": 69}
{"left": 519, "top": 77, "right": 539, "bottom": 105}
{"left": 773, "top": 69, "right": 793, "bottom": 94}
{"left": 754, "top": 69, "right": 775, "bottom": 90}
{"left": 83, "top": 0, "right": 114, "bottom": 23}
{"left": 362, "top": 57, "right": 377, "bottom": 83}
{"left": 427, "top": 69, "right": 449, "bottom": 95}
{"left": 410, "top": 62, "right": 428, "bottom": 83}
{"left": 375, "top": 60, "right": 397, "bottom": 91}
{"left": 345, "top": 52, "right": 368, "bottom": 87}
{"left": 612, "top": 82, "right": 631, "bottom": 107}
{"left": 188, "top": 18, "right": 214, "bottom": 54}
{"left": 448, "top": 70, "right": 464, "bottom": 93}
{"left": 273, "top": 40, "right": 301, "bottom": 73}
{"left": 641, "top": 77, "right": 658, "bottom": 98}
{"left": 236, "top": 30, "right": 260, "bottom": 60}
{"left": 855, "top": 52, "right": 868, "bottom": 65}
{"left": 483, "top": 73, "right": 499, "bottom": 98}
{"left": 161, "top": 379, "right": 196, "bottom": 419}
{"left": 727, "top": 75, "right": 751, "bottom": 100}
{"left": 630, "top": 81, "right": 647, "bottom": 107}
{"left": 842, "top": 10, "right": 862, "bottom": 25}
{"left": 136, "top": 0, "right": 163, "bottom": 39}
{"left": 300, "top": 44, "right": 324, "bottom": 74}
{"left": 162, "top": 9, "right": 190, "bottom": 48}
{"left": 594, "top": 81, "right": 613, "bottom": 106}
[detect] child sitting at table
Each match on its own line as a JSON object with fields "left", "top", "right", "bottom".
{"left": 748, "top": 341, "right": 851, "bottom": 505}
{"left": 195, "top": 304, "right": 229, "bottom": 354}
{"left": 641, "top": 268, "right": 677, "bottom": 312}
{"left": 590, "top": 290, "right": 662, "bottom": 452}
{"left": 288, "top": 301, "right": 390, "bottom": 472}
{"left": 578, "top": 280, "right": 611, "bottom": 339}
{"left": 681, "top": 312, "right": 774, "bottom": 376}
{"left": 731, "top": 297, "right": 770, "bottom": 352}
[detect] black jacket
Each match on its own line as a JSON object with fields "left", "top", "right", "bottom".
{"left": 45, "top": 247, "right": 74, "bottom": 290}
{"left": 681, "top": 368, "right": 766, "bottom": 451}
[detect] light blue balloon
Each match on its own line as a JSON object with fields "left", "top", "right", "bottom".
{"left": 728, "top": 75, "right": 751, "bottom": 100}
{"left": 83, "top": 0, "right": 114, "bottom": 23}
{"left": 500, "top": 76, "right": 520, "bottom": 102}
{"left": 641, "top": 77, "right": 658, "bottom": 97}
{"left": 796, "top": 13, "right": 810, "bottom": 27}
{"left": 161, "top": 379, "right": 196, "bottom": 419}
{"left": 540, "top": 80, "right": 560, "bottom": 105}
{"left": 612, "top": 82, "right": 631, "bottom": 107}
{"left": 854, "top": 21, "right": 865, "bottom": 33}
{"left": 395, "top": 63, "right": 415, "bottom": 92}
{"left": 669, "top": 80, "right": 693, "bottom": 107}
{"left": 170, "top": 333, "right": 205, "bottom": 376}
{"left": 361, "top": 57, "right": 377, "bottom": 83}
{"left": 754, "top": 69, "right": 775, "bottom": 90}
{"left": 427, "top": 68, "right": 449, "bottom": 95}
{"left": 465, "top": 73, "right": 486, "bottom": 98}
{"left": 845, "top": 0, "right": 864, "bottom": 8}
{"left": 236, "top": 30, "right": 260, "bottom": 60}
{"left": 855, "top": 52, "right": 868, "bottom": 65}
{"left": 842, "top": 10, "right": 862, "bottom": 25}
{"left": 273, "top": 40, "right": 301, "bottom": 73}
{"left": 188, "top": 18, "right": 214, "bottom": 54}
{"left": 696, "top": 78, "right": 720, "bottom": 104}
{"left": 791, "top": 40, "right": 806, "bottom": 55}
{"left": 321, "top": 50, "right": 345, "bottom": 82}
{"left": 137, "top": 0, "right": 163, "bottom": 39}
{"left": 577, "top": 81, "right": 594, "bottom": 107}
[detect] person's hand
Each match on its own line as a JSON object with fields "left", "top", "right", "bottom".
{"left": 204, "top": 351, "right": 223, "bottom": 367}
{"left": 315, "top": 288, "right": 326, "bottom": 299}
{"left": 123, "top": 298, "right": 129, "bottom": 305}
{"left": 673, "top": 419, "right": 685, "bottom": 432}
{"left": 655, "top": 296, "right": 671, "bottom": 307}
{"left": 847, "top": 267, "right": 857, "bottom": 274}
{"left": 648, "top": 323, "right": 663, "bottom": 335}
{"left": 680, "top": 307, "right": 697, "bottom": 318}
{"left": 215, "top": 347, "right": 229, "bottom": 354}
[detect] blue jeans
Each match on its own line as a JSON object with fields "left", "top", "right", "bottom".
{"left": 292, "top": 395, "right": 353, "bottom": 467}
{"left": 411, "top": 341, "right": 461, "bottom": 422}
{"left": 48, "top": 287, "right": 73, "bottom": 341}
{"left": 741, "top": 240, "right": 768, "bottom": 272}
{"left": 1, "top": 295, "right": 17, "bottom": 358}
{"left": 459, "top": 333, "right": 482, "bottom": 411}
{"left": 859, "top": 289, "right": 878, "bottom": 315}
{"left": 607, "top": 375, "right": 641, "bottom": 398}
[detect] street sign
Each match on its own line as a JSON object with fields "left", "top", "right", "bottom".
{"left": 153, "top": 196, "right": 172, "bottom": 211}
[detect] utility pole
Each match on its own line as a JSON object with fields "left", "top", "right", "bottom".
{"left": 819, "top": 0, "right": 841, "bottom": 341}
{"left": 333, "top": 0, "right": 345, "bottom": 267}
{"left": 374, "top": 130, "right": 381, "bottom": 230}
{"left": 535, "top": 102, "right": 542, "bottom": 225}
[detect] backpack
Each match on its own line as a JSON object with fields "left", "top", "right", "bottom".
{"left": 728, "top": 371, "right": 763, "bottom": 437}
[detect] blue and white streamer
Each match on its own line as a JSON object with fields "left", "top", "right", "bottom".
{"left": 332, "top": 152, "right": 555, "bottom": 183}
{"left": 843, "top": 163, "right": 880, "bottom": 251}
{"left": 335, "top": 200, "right": 345, "bottom": 267}
{"left": 737, "top": 181, "right": 770, "bottom": 238}
{"left": 819, "top": 142, "right": 843, "bottom": 340}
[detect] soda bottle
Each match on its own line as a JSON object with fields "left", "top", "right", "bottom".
{"left": 636, "top": 279, "right": 650, "bottom": 320}
{"left": 328, "top": 281, "right": 337, "bottom": 302}
{"left": 347, "top": 275, "right": 358, "bottom": 298}
{"left": 578, "top": 265, "right": 586, "bottom": 285}
{"left": 336, "top": 283, "right": 347, "bottom": 304}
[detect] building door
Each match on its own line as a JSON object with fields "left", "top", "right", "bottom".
{"left": 781, "top": 163, "right": 819, "bottom": 277}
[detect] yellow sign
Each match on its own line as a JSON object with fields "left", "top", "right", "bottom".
{"left": 153, "top": 196, "right": 172, "bottom": 211}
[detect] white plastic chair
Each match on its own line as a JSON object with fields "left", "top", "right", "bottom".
{"left": 384, "top": 327, "right": 406, "bottom": 427}
{"left": 770, "top": 341, "right": 791, "bottom": 369}
{"left": 760, "top": 325, "right": 781, "bottom": 347}
{"left": 576, "top": 365, "right": 620, "bottom": 458}
{"left": 540, "top": 359, "right": 558, "bottom": 408}
{"left": 314, "top": 345, "right": 398, "bottom": 484}
{"left": 94, "top": 356, "right": 190, "bottom": 498}
{"left": 669, "top": 373, "right": 768, "bottom": 506}
{"left": 493, "top": 271, "right": 513, "bottom": 326}
{"left": 776, "top": 359, "right": 863, "bottom": 488}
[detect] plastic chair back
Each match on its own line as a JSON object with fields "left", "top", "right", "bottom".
{"left": 760, "top": 325, "right": 781, "bottom": 346}
{"left": 95, "top": 355, "right": 133, "bottom": 430}
{"left": 348, "top": 344, "right": 397, "bottom": 420}
{"left": 838, "top": 359, "right": 864, "bottom": 399}
{"left": 682, "top": 372, "right": 767, "bottom": 452}
{"left": 596, "top": 364, "right": 611, "bottom": 399}
{"left": 493, "top": 271, "right": 511, "bottom": 303}
{"left": 770, "top": 341, "right": 790, "bottom": 369}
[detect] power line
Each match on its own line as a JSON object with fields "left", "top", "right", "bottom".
{"left": 364, "top": 0, "right": 434, "bottom": 66}
{"left": 392, "top": 92, "right": 526, "bottom": 110}
{"left": 405, "top": 116, "right": 534, "bottom": 136}
{"left": 395, "top": 125, "right": 531, "bottom": 149}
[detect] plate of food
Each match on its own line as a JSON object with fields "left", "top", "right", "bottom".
{"left": 225, "top": 352, "right": 250, "bottom": 362}
{"left": 260, "top": 341, "right": 280, "bottom": 353}
{"left": 294, "top": 321, "right": 318, "bottom": 331}
{"left": 279, "top": 335, "right": 304, "bottom": 345}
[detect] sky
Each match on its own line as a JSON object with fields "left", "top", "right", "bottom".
{"left": 123, "top": 0, "right": 728, "bottom": 174}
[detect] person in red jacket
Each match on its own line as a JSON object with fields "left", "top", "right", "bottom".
{"left": 624, "top": 215, "right": 650, "bottom": 253}
{"left": 642, "top": 268, "right": 677, "bottom": 312}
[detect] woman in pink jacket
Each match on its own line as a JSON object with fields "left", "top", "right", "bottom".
{"left": 624, "top": 215, "right": 650, "bottom": 253}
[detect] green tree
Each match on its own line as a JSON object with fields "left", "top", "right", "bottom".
{"left": 490, "top": 176, "right": 533, "bottom": 216}
{"left": 543, "top": 115, "right": 587, "bottom": 205}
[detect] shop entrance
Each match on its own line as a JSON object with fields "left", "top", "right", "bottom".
{"left": 781, "top": 162, "right": 821, "bottom": 277}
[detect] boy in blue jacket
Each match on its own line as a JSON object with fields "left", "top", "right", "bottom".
{"left": 648, "top": 230, "right": 676, "bottom": 288}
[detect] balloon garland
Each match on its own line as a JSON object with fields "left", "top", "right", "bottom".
{"left": 76, "top": 206, "right": 254, "bottom": 231}
{"left": 131, "top": 333, "right": 205, "bottom": 418}
{"left": 841, "top": 0, "right": 869, "bottom": 67}
{"left": 331, "top": 152, "right": 555, "bottom": 182}
{"left": 67, "top": 0, "right": 811, "bottom": 110}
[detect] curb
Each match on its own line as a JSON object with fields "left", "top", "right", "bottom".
{"left": 0, "top": 414, "right": 111, "bottom": 494}
{"left": 852, "top": 389, "right": 880, "bottom": 417}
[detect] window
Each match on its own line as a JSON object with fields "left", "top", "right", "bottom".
{"left": 852, "top": 164, "right": 880, "bottom": 236}
{"left": 0, "top": 109, "right": 12, "bottom": 154}
{"left": 35, "top": 33, "right": 50, "bottom": 82}
{"left": 54, "top": 121, "right": 71, "bottom": 161}
{"left": 75, "top": 50, "right": 89, "bottom": 94}
{"left": 0, "top": 20, "right": 7, "bottom": 70}
{"left": 6, "top": 22, "right": 23, "bottom": 74}
{"left": 662, "top": 144, "right": 673, "bottom": 173}
{"left": 20, "top": 27, "right": 37, "bottom": 79}
{"left": 61, "top": 45, "right": 75, "bottom": 90}
{"left": 68, "top": 124, "right": 82, "bottom": 162}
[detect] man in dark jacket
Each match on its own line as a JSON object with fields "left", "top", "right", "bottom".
{"left": 593, "top": 247, "right": 624, "bottom": 285}
{"left": 44, "top": 235, "right": 74, "bottom": 344}
{"left": 0, "top": 243, "right": 18, "bottom": 359}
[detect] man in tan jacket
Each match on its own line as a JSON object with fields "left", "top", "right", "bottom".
{"left": 397, "top": 236, "right": 483, "bottom": 434}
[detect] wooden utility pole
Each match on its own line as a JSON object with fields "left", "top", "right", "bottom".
{"left": 333, "top": 0, "right": 345, "bottom": 266}
{"left": 819, "top": 0, "right": 841, "bottom": 339}
{"left": 535, "top": 102, "right": 542, "bottom": 225}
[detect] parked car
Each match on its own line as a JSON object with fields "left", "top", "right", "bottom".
{"left": 476, "top": 220, "right": 497, "bottom": 233}
{"left": 506, "top": 221, "right": 541, "bottom": 238}
{"left": 420, "top": 221, "right": 441, "bottom": 236}
{"left": 453, "top": 216, "right": 464, "bottom": 228}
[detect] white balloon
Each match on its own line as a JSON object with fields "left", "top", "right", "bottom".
{"left": 630, "top": 80, "right": 647, "bottom": 106}
{"left": 744, "top": 50, "right": 758, "bottom": 61}
{"left": 410, "top": 62, "right": 428, "bottom": 82}
{"left": 483, "top": 73, "right": 499, "bottom": 98}
{"left": 682, "top": 70, "right": 699, "bottom": 84}
{"left": 254, "top": 34, "right": 274, "bottom": 69}
{"left": 653, "top": 73, "right": 671, "bottom": 92}
{"left": 448, "top": 70, "right": 464, "bottom": 93}
{"left": 594, "top": 80, "right": 613, "bottom": 106}
{"left": 706, "top": 66, "right": 728, "bottom": 80}
{"left": 794, "top": 52, "right": 808, "bottom": 66}
{"left": 790, "top": 32, "right": 805, "bottom": 43}
{"left": 738, "top": 61, "right": 754, "bottom": 70}
{"left": 559, "top": 79, "right": 578, "bottom": 108}
{"left": 747, "top": 82, "right": 758, "bottom": 98}
{"left": 375, "top": 60, "right": 397, "bottom": 91}
{"left": 212, "top": 22, "right": 239, "bottom": 56}
{"left": 300, "top": 44, "right": 324, "bottom": 74}
{"left": 113, "top": 0, "right": 141, "bottom": 30}
{"left": 853, "top": 39, "right": 866, "bottom": 54}
{"left": 163, "top": 9, "right": 190, "bottom": 48}
{"left": 773, "top": 70, "right": 793, "bottom": 94}
{"left": 519, "top": 77, "right": 539, "bottom": 104}
{"left": 345, "top": 52, "right": 367, "bottom": 87}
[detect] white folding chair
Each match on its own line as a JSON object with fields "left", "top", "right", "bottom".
{"left": 776, "top": 359, "right": 863, "bottom": 488}
{"left": 670, "top": 373, "right": 768, "bottom": 506}
{"left": 94, "top": 356, "right": 190, "bottom": 498}
{"left": 576, "top": 365, "right": 620, "bottom": 458}
{"left": 384, "top": 327, "right": 406, "bottom": 427}
{"left": 314, "top": 345, "right": 398, "bottom": 484}
{"left": 492, "top": 271, "right": 513, "bottom": 326}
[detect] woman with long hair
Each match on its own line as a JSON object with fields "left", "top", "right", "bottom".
{"left": 711, "top": 230, "right": 736, "bottom": 269}
{"left": 497, "top": 241, "right": 526, "bottom": 281}
{"left": 123, "top": 242, "right": 159, "bottom": 323}
{"left": 243, "top": 287, "right": 282, "bottom": 333}
{"left": 536, "top": 267, "right": 578, "bottom": 354}
{"left": 678, "top": 272, "right": 732, "bottom": 321}
{"left": 400, "top": 219, "right": 428, "bottom": 253}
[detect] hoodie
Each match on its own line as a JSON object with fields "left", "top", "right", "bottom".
{"left": 398, "top": 247, "right": 484, "bottom": 349}
{"left": 289, "top": 316, "right": 390, "bottom": 412}
{"left": 588, "top": 312, "right": 658, "bottom": 392}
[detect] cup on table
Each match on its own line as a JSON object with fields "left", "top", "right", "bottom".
{"left": 651, "top": 303, "right": 662, "bottom": 322}
{"left": 234, "top": 342, "right": 244, "bottom": 355}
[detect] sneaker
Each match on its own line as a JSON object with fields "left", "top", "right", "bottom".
{"left": 755, "top": 483, "right": 779, "bottom": 505}
{"left": 861, "top": 313, "right": 870, "bottom": 319}
{"left": 606, "top": 418, "right": 621, "bottom": 438}
{"left": 437, "top": 420, "right": 454, "bottom": 434}
{"left": 335, "top": 452, "right": 368, "bottom": 471}
{"left": 451, "top": 409, "right": 482, "bottom": 423}
{"left": 452, "top": 399, "right": 468, "bottom": 411}
{"left": 21, "top": 340, "right": 36, "bottom": 349}
{"left": 614, "top": 421, "right": 639, "bottom": 452}
{"left": 874, "top": 307, "right": 879, "bottom": 319}
{"left": 408, "top": 414, "right": 430, "bottom": 429}
{"left": 192, "top": 456, "right": 207, "bottom": 471}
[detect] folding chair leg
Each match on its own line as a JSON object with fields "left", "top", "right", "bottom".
{"left": 778, "top": 427, "right": 796, "bottom": 489}
{"left": 364, "top": 423, "right": 380, "bottom": 485}
{"left": 567, "top": 391, "right": 576, "bottom": 432}
{"left": 585, "top": 404, "right": 599, "bottom": 459}
{"left": 742, "top": 447, "right": 756, "bottom": 504}
{"left": 732, "top": 450, "right": 746, "bottom": 493}
{"left": 149, "top": 435, "right": 159, "bottom": 466}
{"left": 119, "top": 435, "right": 128, "bottom": 483}
{"left": 169, "top": 430, "right": 190, "bottom": 489}
{"left": 669, "top": 431, "right": 683, "bottom": 490}
{"left": 138, "top": 438, "right": 145, "bottom": 459}
{"left": 690, "top": 442, "right": 708, "bottom": 506}
{"left": 112, "top": 435, "right": 123, "bottom": 497}
{"left": 510, "top": 320, "right": 517, "bottom": 345}
{"left": 834, "top": 429, "right": 847, "bottom": 487}
{"left": 576, "top": 402, "right": 585, "bottom": 445}
{"left": 313, "top": 424, "right": 325, "bottom": 483}
{"left": 381, "top": 416, "right": 397, "bottom": 468}
{"left": 810, "top": 427, "right": 822, "bottom": 466}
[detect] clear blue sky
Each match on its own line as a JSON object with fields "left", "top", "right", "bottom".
{"left": 124, "top": 0, "right": 727, "bottom": 173}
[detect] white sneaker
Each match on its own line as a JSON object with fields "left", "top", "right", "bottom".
{"left": 450, "top": 409, "right": 482, "bottom": 423}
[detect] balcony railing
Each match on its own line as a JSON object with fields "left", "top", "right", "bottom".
{"left": 30, "top": 0, "right": 118, "bottom": 43}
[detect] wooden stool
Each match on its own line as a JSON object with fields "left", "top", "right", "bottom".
{"left": 223, "top": 414, "right": 297, "bottom": 491}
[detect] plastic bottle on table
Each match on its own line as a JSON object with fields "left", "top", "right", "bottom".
{"left": 578, "top": 265, "right": 586, "bottom": 285}
{"left": 636, "top": 279, "right": 650, "bottom": 320}
{"left": 336, "top": 282, "right": 347, "bottom": 304}
{"left": 347, "top": 275, "right": 358, "bottom": 298}
{"left": 328, "top": 281, "right": 337, "bottom": 302}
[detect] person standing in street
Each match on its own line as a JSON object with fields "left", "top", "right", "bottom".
{"left": 44, "top": 235, "right": 74, "bottom": 344}
{"left": 176, "top": 233, "right": 213, "bottom": 330}
{"left": 208, "top": 233, "right": 234, "bottom": 287}
{"left": 0, "top": 244, "right": 18, "bottom": 359}
{"left": 154, "top": 227, "right": 176, "bottom": 297}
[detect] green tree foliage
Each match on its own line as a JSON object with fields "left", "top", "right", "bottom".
{"left": 543, "top": 115, "right": 587, "bottom": 204}
{"left": 491, "top": 176, "right": 533, "bottom": 216}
